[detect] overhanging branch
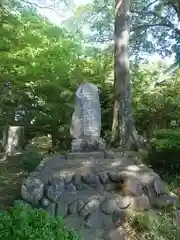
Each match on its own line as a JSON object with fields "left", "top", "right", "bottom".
{"left": 141, "top": 0, "right": 159, "bottom": 11}
{"left": 20, "top": 0, "right": 65, "bottom": 17}
{"left": 131, "top": 9, "right": 180, "bottom": 36}
{"left": 132, "top": 23, "right": 180, "bottom": 35}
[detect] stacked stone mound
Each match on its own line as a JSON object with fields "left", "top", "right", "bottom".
{"left": 21, "top": 152, "right": 177, "bottom": 239}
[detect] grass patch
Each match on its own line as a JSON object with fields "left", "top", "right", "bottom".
{"left": 0, "top": 201, "right": 81, "bottom": 240}
{"left": 129, "top": 210, "right": 180, "bottom": 240}
{"left": 0, "top": 156, "right": 28, "bottom": 209}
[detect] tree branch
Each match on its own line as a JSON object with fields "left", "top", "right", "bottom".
{"left": 115, "top": 0, "right": 123, "bottom": 15}
{"left": 141, "top": 0, "right": 159, "bottom": 11}
{"left": 20, "top": 0, "right": 65, "bottom": 17}
{"left": 132, "top": 23, "right": 180, "bottom": 35}
{"left": 166, "top": 1, "right": 180, "bottom": 20}
{"left": 131, "top": 9, "right": 180, "bottom": 35}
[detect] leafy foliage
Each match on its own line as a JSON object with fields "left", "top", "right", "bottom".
{"left": 20, "top": 150, "right": 42, "bottom": 172}
{"left": 148, "top": 128, "right": 180, "bottom": 172}
{"left": 0, "top": 3, "right": 115, "bottom": 147}
{"left": 63, "top": 0, "right": 180, "bottom": 60}
{"left": 131, "top": 210, "right": 180, "bottom": 240}
{"left": 0, "top": 2, "right": 180, "bottom": 239}
{"left": 0, "top": 1, "right": 179, "bottom": 148}
{"left": 132, "top": 67, "right": 180, "bottom": 137}
{"left": 0, "top": 201, "right": 80, "bottom": 240}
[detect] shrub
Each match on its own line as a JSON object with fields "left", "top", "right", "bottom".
{"left": 148, "top": 129, "right": 180, "bottom": 171}
{"left": 20, "top": 150, "right": 43, "bottom": 172}
{"left": 0, "top": 201, "right": 80, "bottom": 240}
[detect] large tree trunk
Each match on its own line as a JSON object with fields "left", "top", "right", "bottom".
{"left": 114, "top": 0, "right": 141, "bottom": 150}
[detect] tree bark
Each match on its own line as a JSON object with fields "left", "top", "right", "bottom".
{"left": 114, "top": 0, "right": 141, "bottom": 150}
{"left": 51, "top": 127, "right": 58, "bottom": 149}
{"left": 111, "top": 83, "right": 120, "bottom": 142}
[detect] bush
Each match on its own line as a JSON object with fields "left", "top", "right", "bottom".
{"left": 0, "top": 201, "right": 81, "bottom": 240}
{"left": 20, "top": 150, "right": 43, "bottom": 172}
{"left": 148, "top": 129, "right": 180, "bottom": 171}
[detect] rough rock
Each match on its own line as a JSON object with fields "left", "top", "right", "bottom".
{"left": 79, "top": 196, "right": 102, "bottom": 217}
{"left": 50, "top": 171, "right": 73, "bottom": 184}
{"left": 116, "top": 195, "right": 131, "bottom": 209}
{"left": 73, "top": 173, "right": 82, "bottom": 185}
{"left": 64, "top": 183, "right": 77, "bottom": 194}
{"left": 98, "top": 172, "right": 109, "bottom": 184}
{"left": 76, "top": 182, "right": 92, "bottom": 191}
{"left": 21, "top": 177, "right": 44, "bottom": 204}
{"left": 100, "top": 198, "right": 118, "bottom": 215}
{"left": 104, "top": 183, "right": 117, "bottom": 191}
{"left": 121, "top": 177, "right": 142, "bottom": 197}
{"left": 174, "top": 210, "right": 180, "bottom": 227}
{"left": 82, "top": 229, "right": 103, "bottom": 240}
{"left": 85, "top": 209, "right": 113, "bottom": 229}
{"left": 131, "top": 195, "right": 150, "bottom": 211}
{"left": 153, "top": 178, "right": 166, "bottom": 196}
{"left": 56, "top": 201, "right": 68, "bottom": 217}
{"left": 142, "top": 184, "right": 157, "bottom": 203}
{"left": 49, "top": 175, "right": 65, "bottom": 187}
{"left": 82, "top": 173, "right": 99, "bottom": 185}
{"left": 58, "top": 191, "right": 78, "bottom": 203}
{"left": 153, "top": 194, "right": 177, "bottom": 208}
{"left": 78, "top": 189, "right": 103, "bottom": 204}
{"left": 46, "top": 203, "right": 56, "bottom": 216}
{"left": 112, "top": 209, "right": 126, "bottom": 224}
{"left": 68, "top": 199, "right": 84, "bottom": 214}
{"left": 46, "top": 184, "right": 64, "bottom": 202}
{"left": 64, "top": 214, "right": 84, "bottom": 229}
{"left": 102, "top": 226, "right": 125, "bottom": 240}
{"left": 108, "top": 171, "right": 122, "bottom": 182}
{"left": 93, "top": 182, "right": 104, "bottom": 194}
{"left": 49, "top": 172, "right": 65, "bottom": 183}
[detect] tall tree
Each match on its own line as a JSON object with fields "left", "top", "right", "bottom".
{"left": 114, "top": 0, "right": 141, "bottom": 149}
{"left": 63, "top": 0, "right": 179, "bottom": 144}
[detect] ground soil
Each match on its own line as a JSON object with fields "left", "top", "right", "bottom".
{"left": 0, "top": 155, "right": 28, "bottom": 209}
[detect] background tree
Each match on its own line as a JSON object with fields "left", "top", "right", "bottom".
{"left": 114, "top": 0, "right": 142, "bottom": 149}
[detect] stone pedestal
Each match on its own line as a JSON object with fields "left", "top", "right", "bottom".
{"left": 71, "top": 138, "right": 105, "bottom": 152}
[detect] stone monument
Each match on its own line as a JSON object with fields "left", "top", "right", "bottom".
{"left": 70, "top": 83, "right": 105, "bottom": 152}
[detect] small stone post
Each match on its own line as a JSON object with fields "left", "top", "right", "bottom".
{"left": 3, "top": 126, "right": 24, "bottom": 155}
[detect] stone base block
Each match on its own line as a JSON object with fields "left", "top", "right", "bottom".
{"left": 66, "top": 151, "right": 105, "bottom": 160}
{"left": 21, "top": 150, "right": 176, "bottom": 239}
{"left": 71, "top": 138, "right": 105, "bottom": 152}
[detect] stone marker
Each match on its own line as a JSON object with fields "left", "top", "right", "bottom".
{"left": 3, "top": 126, "right": 24, "bottom": 155}
{"left": 70, "top": 83, "right": 105, "bottom": 152}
